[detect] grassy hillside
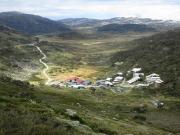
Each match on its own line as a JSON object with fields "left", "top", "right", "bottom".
{"left": 0, "top": 25, "right": 41, "bottom": 80}
{"left": 111, "top": 29, "right": 180, "bottom": 95}
{"left": 97, "top": 24, "right": 155, "bottom": 33}
{"left": 0, "top": 76, "right": 180, "bottom": 135}
{"left": 0, "top": 12, "right": 71, "bottom": 35}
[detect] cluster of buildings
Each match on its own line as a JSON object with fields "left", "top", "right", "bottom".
{"left": 49, "top": 77, "right": 92, "bottom": 89}
{"left": 48, "top": 67, "right": 164, "bottom": 90}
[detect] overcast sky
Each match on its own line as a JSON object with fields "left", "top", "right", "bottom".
{"left": 0, "top": 0, "right": 180, "bottom": 20}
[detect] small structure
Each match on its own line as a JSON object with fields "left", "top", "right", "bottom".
{"left": 69, "top": 84, "right": 85, "bottom": 89}
{"left": 104, "top": 81, "right": 113, "bottom": 86}
{"left": 127, "top": 76, "right": 141, "bottom": 84}
{"left": 146, "top": 73, "right": 163, "bottom": 87}
{"left": 117, "top": 72, "right": 123, "bottom": 76}
{"left": 132, "top": 68, "right": 142, "bottom": 73}
{"left": 152, "top": 100, "right": 164, "bottom": 109}
{"left": 127, "top": 68, "right": 144, "bottom": 84}
{"left": 96, "top": 80, "right": 106, "bottom": 85}
{"left": 106, "top": 78, "right": 112, "bottom": 81}
{"left": 82, "top": 80, "right": 92, "bottom": 86}
{"left": 113, "top": 76, "right": 124, "bottom": 83}
{"left": 136, "top": 83, "right": 149, "bottom": 87}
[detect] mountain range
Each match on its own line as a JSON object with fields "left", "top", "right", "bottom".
{"left": 0, "top": 12, "right": 71, "bottom": 35}
{"left": 97, "top": 24, "right": 155, "bottom": 33}
{"left": 60, "top": 17, "right": 180, "bottom": 30}
{"left": 1, "top": 12, "right": 180, "bottom": 35}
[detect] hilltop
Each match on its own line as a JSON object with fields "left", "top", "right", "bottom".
{"left": 0, "top": 12, "right": 71, "bottom": 35}
{"left": 97, "top": 24, "right": 155, "bottom": 33}
{"left": 60, "top": 17, "right": 180, "bottom": 30}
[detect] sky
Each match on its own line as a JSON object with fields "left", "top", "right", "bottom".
{"left": 0, "top": 0, "right": 180, "bottom": 20}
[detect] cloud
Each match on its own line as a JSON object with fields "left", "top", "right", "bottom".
{"left": 0, "top": 0, "right": 180, "bottom": 20}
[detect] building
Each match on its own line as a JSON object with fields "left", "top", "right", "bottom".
{"left": 146, "top": 73, "right": 163, "bottom": 88}
{"left": 127, "top": 68, "right": 144, "bottom": 84}
{"left": 132, "top": 68, "right": 142, "bottom": 73}
{"left": 113, "top": 76, "right": 124, "bottom": 82}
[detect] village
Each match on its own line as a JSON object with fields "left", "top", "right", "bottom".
{"left": 48, "top": 67, "right": 164, "bottom": 91}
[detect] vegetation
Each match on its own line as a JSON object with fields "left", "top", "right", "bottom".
{"left": 111, "top": 29, "right": 180, "bottom": 95}
{"left": 0, "top": 76, "right": 180, "bottom": 135}
{"left": 0, "top": 25, "right": 41, "bottom": 80}
{"left": 97, "top": 24, "right": 155, "bottom": 33}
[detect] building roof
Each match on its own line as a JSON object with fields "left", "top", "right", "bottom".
{"left": 146, "top": 73, "right": 160, "bottom": 78}
{"left": 106, "top": 78, "right": 112, "bottom": 81}
{"left": 114, "top": 76, "right": 124, "bottom": 81}
{"left": 127, "top": 76, "right": 140, "bottom": 84}
{"left": 132, "top": 68, "right": 142, "bottom": 73}
{"left": 117, "top": 72, "right": 123, "bottom": 76}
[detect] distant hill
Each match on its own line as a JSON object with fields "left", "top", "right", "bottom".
{"left": 59, "top": 18, "right": 99, "bottom": 27}
{"left": 0, "top": 12, "right": 71, "bottom": 35}
{"left": 111, "top": 29, "right": 180, "bottom": 95}
{"left": 60, "top": 17, "right": 180, "bottom": 30}
{"left": 0, "top": 25, "right": 32, "bottom": 43}
{"left": 97, "top": 24, "right": 155, "bottom": 33}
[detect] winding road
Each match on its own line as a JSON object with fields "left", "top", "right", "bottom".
{"left": 29, "top": 43, "right": 52, "bottom": 85}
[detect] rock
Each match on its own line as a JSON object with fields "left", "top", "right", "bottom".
{"left": 113, "top": 117, "right": 118, "bottom": 121}
{"left": 71, "top": 121, "right": 80, "bottom": 126}
{"left": 66, "top": 109, "right": 77, "bottom": 117}
{"left": 76, "top": 103, "right": 81, "bottom": 107}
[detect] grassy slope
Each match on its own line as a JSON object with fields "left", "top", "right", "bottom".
{"left": 0, "top": 26, "right": 41, "bottom": 80}
{"left": 111, "top": 29, "right": 180, "bottom": 95}
{"left": 0, "top": 77, "right": 180, "bottom": 135}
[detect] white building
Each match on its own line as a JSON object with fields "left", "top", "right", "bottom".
{"left": 132, "top": 68, "right": 142, "bottom": 73}
{"left": 127, "top": 76, "right": 141, "bottom": 84}
{"left": 117, "top": 72, "right": 123, "bottom": 76}
{"left": 106, "top": 78, "right": 112, "bottom": 81}
{"left": 146, "top": 73, "right": 163, "bottom": 84}
{"left": 127, "top": 68, "right": 144, "bottom": 84}
{"left": 105, "top": 81, "right": 114, "bottom": 86}
{"left": 114, "top": 76, "right": 124, "bottom": 82}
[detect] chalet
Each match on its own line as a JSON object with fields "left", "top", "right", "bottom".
{"left": 146, "top": 73, "right": 163, "bottom": 88}
{"left": 127, "top": 76, "right": 140, "bottom": 84}
{"left": 104, "top": 81, "right": 113, "bottom": 86}
{"left": 113, "top": 76, "right": 124, "bottom": 82}
{"left": 83, "top": 80, "right": 92, "bottom": 86}
{"left": 132, "top": 68, "right": 142, "bottom": 73}
{"left": 127, "top": 68, "right": 144, "bottom": 84}
{"left": 106, "top": 78, "right": 112, "bottom": 81}
{"left": 117, "top": 72, "right": 123, "bottom": 76}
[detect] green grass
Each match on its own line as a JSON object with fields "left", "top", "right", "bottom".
{"left": 0, "top": 77, "right": 179, "bottom": 135}
{"left": 0, "top": 27, "right": 41, "bottom": 81}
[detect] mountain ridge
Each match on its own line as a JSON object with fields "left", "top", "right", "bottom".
{"left": 59, "top": 17, "right": 180, "bottom": 30}
{"left": 0, "top": 12, "right": 71, "bottom": 35}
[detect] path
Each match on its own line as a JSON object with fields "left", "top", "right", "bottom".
{"left": 29, "top": 43, "right": 52, "bottom": 85}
